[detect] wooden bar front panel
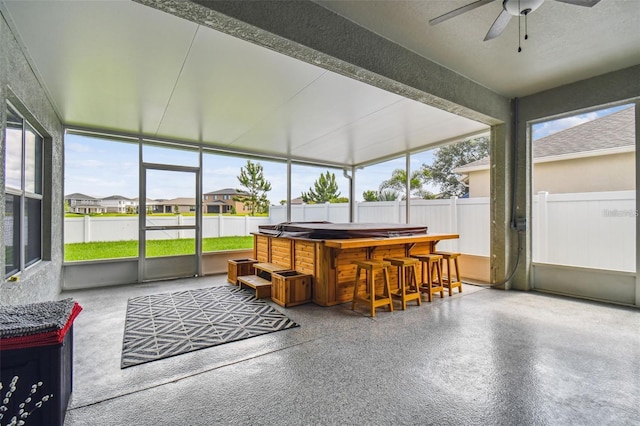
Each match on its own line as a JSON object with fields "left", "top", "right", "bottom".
{"left": 254, "top": 234, "right": 271, "bottom": 263}
{"left": 271, "top": 238, "right": 293, "bottom": 269}
{"left": 294, "top": 240, "right": 317, "bottom": 277}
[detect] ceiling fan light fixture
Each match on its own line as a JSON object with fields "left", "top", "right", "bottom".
{"left": 431, "top": 0, "right": 601, "bottom": 47}
{"left": 504, "top": 0, "right": 545, "bottom": 16}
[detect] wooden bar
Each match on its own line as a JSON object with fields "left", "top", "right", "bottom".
{"left": 252, "top": 232, "right": 459, "bottom": 306}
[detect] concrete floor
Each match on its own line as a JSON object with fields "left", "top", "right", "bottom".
{"left": 60, "top": 275, "right": 640, "bottom": 425}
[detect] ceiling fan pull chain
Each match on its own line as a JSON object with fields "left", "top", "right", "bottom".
{"left": 518, "top": 0, "right": 522, "bottom": 52}
{"left": 524, "top": 11, "right": 529, "bottom": 40}
{"left": 517, "top": 0, "right": 522, "bottom": 52}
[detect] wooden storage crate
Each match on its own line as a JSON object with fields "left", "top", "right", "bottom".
{"left": 271, "top": 270, "right": 313, "bottom": 307}
{"left": 227, "top": 258, "right": 258, "bottom": 284}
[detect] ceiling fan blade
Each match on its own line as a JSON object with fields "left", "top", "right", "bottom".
{"left": 429, "top": 0, "right": 496, "bottom": 25}
{"left": 484, "top": 10, "right": 512, "bottom": 41}
{"left": 553, "top": 0, "right": 601, "bottom": 6}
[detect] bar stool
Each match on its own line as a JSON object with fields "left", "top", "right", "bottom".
{"left": 351, "top": 260, "right": 394, "bottom": 317}
{"left": 412, "top": 254, "right": 444, "bottom": 302}
{"left": 434, "top": 251, "right": 463, "bottom": 296}
{"left": 383, "top": 257, "right": 422, "bottom": 310}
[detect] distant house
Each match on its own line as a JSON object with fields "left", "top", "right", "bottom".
{"left": 66, "top": 193, "right": 140, "bottom": 214}
{"left": 155, "top": 198, "right": 197, "bottom": 214}
{"left": 455, "top": 106, "right": 635, "bottom": 197}
{"left": 290, "top": 196, "right": 304, "bottom": 205}
{"left": 203, "top": 188, "right": 249, "bottom": 214}
{"left": 65, "top": 190, "right": 252, "bottom": 215}
{"left": 101, "top": 195, "right": 136, "bottom": 213}
{"left": 132, "top": 198, "right": 163, "bottom": 214}
{"left": 280, "top": 196, "right": 304, "bottom": 205}
{"left": 65, "top": 193, "right": 105, "bottom": 214}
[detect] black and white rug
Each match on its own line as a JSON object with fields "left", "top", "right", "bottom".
{"left": 121, "top": 286, "right": 299, "bottom": 368}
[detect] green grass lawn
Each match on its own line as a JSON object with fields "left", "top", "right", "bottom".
{"left": 64, "top": 236, "right": 253, "bottom": 261}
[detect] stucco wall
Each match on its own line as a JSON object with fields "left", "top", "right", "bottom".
{"left": 468, "top": 151, "right": 635, "bottom": 197}
{"left": 0, "top": 10, "right": 64, "bottom": 305}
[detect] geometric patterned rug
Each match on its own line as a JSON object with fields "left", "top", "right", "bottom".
{"left": 121, "top": 286, "right": 299, "bottom": 368}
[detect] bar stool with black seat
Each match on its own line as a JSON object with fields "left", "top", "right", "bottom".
{"left": 351, "top": 259, "right": 394, "bottom": 317}
{"left": 412, "top": 253, "right": 444, "bottom": 302}
{"left": 383, "top": 257, "right": 422, "bottom": 310}
{"left": 434, "top": 251, "right": 463, "bottom": 296}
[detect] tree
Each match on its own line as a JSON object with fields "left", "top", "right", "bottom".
{"left": 301, "top": 171, "right": 341, "bottom": 204}
{"left": 413, "top": 189, "right": 437, "bottom": 200}
{"left": 234, "top": 160, "right": 272, "bottom": 215}
{"left": 422, "top": 136, "right": 489, "bottom": 197}
{"left": 362, "top": 190, "right": 378, "bottom": 202}
{"left": 378, "top": 168, "right": 425, "bottom": 200}
{"left": 362, "top": 189, "right": 400, "bottom": 202}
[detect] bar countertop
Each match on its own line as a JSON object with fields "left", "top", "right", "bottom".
{"left": 322, "top": 233, "right": 459, "bottom": 249}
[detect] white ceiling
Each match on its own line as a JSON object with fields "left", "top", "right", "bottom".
{"left": 316, "top": 0, "right": 640, "bottom": 97}
{"left": 2, "top": 0, "right": 638, "bottom": 168}
{"left": 1, "top": 0, "right": 488, "bottom": 167}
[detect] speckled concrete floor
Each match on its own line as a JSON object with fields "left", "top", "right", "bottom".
{"left": 61, "top": 275, "right": 640, "bottom": 425}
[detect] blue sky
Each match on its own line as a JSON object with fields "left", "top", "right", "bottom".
{"left": 64, "top": 134, "right": 436, "bottom": 203}
{"left": 532, "top": 104, "right": 630, "bottom": 140}
{"left": 65, "top": 104, "right": 629, "bottom": 203}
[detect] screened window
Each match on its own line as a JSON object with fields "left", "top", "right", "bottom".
{"left": 5, "top": 104, "right": 43, "bottom": 277}
{"left": 63, "top": 133, "right": 138, "bottom": 261}
{"left": 532, "top": 104, "right": 636, "bottom": 271}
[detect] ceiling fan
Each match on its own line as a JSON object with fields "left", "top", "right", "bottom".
{"left": 430, "top": 0, "right": 601, "bottom": 51}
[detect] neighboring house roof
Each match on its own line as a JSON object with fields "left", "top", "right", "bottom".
{"left": 204, "top": 188, "right": 245, "bottom": 196}
{"left": 290, "top": 197, "right": 304, "bottom": 205}
{"left": 156, "top": 197, "right": 197, "bottom": 206}
{"left": 456, "top": 106, "right": 635, "bottom": 173}
{"left": 132, "top": 197, "right": 158, "bottom": 203}
{"left": 102, "top": 195, "right": 133, "bottom": 201}
{"left": 65, "top": 192, "right": 96, "bottom": 200}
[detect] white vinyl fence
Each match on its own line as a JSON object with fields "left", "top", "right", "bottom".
{"left": 270, "top": 198, "right": 490, "bottom": 256}
{"left": 533, "top": 190, "right": 636, "bottom": 272}
{"left": 64, "top": 215, "right": 271, "bottom": 243}
{"left": 64, "top": 191, "right": 636, "bottom": 272}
